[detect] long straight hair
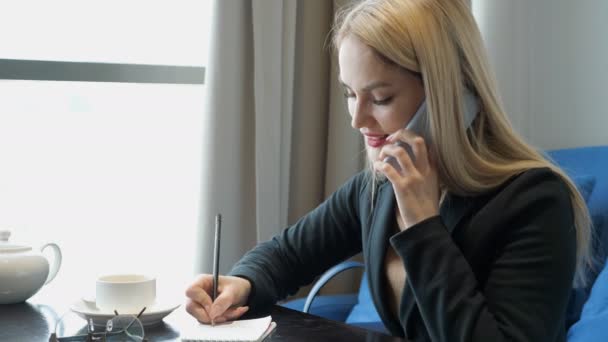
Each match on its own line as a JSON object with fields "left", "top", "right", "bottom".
{"left": 333, "top": 0, "right": 593, "bottom": 287}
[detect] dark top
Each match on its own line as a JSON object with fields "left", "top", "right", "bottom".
{"left": 229, "top": 167, "right": 576, "bottom": 341}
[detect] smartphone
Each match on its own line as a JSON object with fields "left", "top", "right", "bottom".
{"left": 384, "top": 89, "right": 479, "bottom": 172}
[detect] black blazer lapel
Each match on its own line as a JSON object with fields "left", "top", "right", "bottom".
{"left": 440, "top": 192, "right": 478, "bottom": 234}
{"left": 365, "top": 181, "right": 404, "bottom": 335}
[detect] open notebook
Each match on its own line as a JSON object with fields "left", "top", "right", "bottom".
{"left": 180, "top": 316, "right": 276, "bottom": 342}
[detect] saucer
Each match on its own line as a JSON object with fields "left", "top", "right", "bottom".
{"left": 70, "top": 298, "right": 181, "bottom": 326}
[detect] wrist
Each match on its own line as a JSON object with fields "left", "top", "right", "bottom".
{"left": 233, "top": 276, "right": 252, "bottom": 306}
{"left": 403, "top": 211, "right": 439, "bottom": 230}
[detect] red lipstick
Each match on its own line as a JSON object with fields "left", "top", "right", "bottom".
{"left": 364, "top": 134, "right": 388, "bottom": 148}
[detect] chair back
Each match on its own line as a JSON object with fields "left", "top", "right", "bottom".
{"left": 548, "top": 146, "right": 608, "bottom": 280}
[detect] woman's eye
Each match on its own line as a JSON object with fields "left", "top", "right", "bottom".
{"left": 373, "top": 96, "right": 393, "bottom": 105}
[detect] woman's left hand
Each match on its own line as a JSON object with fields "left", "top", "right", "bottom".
{"left": 374, "top": 129, "right": 440, "bottom": 230}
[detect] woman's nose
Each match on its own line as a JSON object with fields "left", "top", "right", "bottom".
{"left": 350, "top": 100, "right": 368, "bottom": 129}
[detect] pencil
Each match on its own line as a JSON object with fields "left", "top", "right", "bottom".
{"left": 212, "top": 213, "right": 222, "bottom": 326}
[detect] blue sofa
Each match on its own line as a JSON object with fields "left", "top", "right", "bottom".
{"left": 282, "top": 146, "right": 608, "bottom": 338}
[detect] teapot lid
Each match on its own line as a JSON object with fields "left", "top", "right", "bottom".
{"left": 0, "top": 230, "right": 32, "bottom": 253}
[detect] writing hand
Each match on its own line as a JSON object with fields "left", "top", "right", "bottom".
{"left": 185, "top": 274, "right": 252, "bottom": 324}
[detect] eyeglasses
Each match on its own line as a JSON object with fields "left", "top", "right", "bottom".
{"left": 49, "top": 307, "right": 147, "bottom": 342}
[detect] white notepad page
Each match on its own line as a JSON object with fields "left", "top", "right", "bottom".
{"left": 180, "top": 316, "right": 275, "bottom": 342}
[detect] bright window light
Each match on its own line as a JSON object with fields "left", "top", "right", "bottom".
{"left": 0, "top": 0, "right": 212, "bottom": 302}
{"left": 0, "top": 0, "right": 211, "bottom": 66}
{"left": 0, "top": 80, "right": 205, "bottom": 298}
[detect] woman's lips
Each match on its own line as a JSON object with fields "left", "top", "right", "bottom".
{"left": 365, "top": 134, "right": 389, "bottom": 148}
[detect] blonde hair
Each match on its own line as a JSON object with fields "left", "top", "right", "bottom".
{"left": 333, "top": 0, "right": 593, "bottom": 287}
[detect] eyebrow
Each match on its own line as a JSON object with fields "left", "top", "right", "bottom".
{"left": 339, "top": 79, "right": 392, "bottom": 92}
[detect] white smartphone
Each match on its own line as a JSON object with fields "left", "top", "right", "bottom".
{"left": 384, "top": 89, "right": 479, "bottom": 172}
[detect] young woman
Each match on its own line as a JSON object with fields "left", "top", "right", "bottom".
{"left": 185, "top": 1, "right": 592, "bottom": 340}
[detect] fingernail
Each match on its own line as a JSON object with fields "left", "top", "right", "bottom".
{"left": 211, "top": 319, "right": 215, "bottom": 327}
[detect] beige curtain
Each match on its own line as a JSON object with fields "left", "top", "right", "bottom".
{"left": 195, "top": 0, "right": 363, "bottom": 297}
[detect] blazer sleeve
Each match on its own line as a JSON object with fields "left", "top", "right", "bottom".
{"left": 228, "top": 172, "right": 367, "bottom": 311}
{"left": 390, "top": 169, "right": 577, "bottom": 341}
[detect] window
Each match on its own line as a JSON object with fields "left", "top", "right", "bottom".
{"left": 0, "top": 0, "right": 212, "bottom": 300}
{"left": 0, "top": 0, "right": 210, "bottom": 66}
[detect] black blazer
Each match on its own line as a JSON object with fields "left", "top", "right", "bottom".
{"left": 230, "top": 167, "right": 576, "bottom": 341}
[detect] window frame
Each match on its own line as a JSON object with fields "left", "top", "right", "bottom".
{"left": 0, "top": 58, "right": 205, "bottom": 84}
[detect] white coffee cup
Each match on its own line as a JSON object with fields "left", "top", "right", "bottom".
{"left": 95, "top": 274, "right": 156, "bottom": 314}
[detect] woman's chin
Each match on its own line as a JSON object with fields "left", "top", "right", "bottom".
{"left": 365, "top": 148, "right": 387, "bottom": 180}
{"left": 366, "top": 147, "right": 381, "bottom": 163}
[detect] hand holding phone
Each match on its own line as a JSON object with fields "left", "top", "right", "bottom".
{"left": 383, "top": 89, "right": 479, "bottom": 173}
{"left": 384, "top": 140, "right": 414, "bottom": 171}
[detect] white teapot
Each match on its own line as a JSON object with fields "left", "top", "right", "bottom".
{"left": 0, "top": 230, "right": 62, "bottom": 304}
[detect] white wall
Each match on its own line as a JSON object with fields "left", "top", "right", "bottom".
{"left": 473, "top": 0, "right": 608, "bottom": 150}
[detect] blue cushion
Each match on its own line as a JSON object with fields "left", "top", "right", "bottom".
{"left": 548, "top": 147, "right": 608, "bottom": 273}
{"left": 280, "top": 294, "right": 358, "bottom": 322}
{"left": 572, "top": 175, "right": 596, "bottom": 203}
{"left": 549, "top": 147, "right": 608, "bottom": 326}
{"left": 568, "top": 257, "right": 608, "bottom": 341}
{"left": 345, "top": 274, "right": 382, "bottom": 324}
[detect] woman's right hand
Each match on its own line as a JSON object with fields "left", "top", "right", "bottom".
{"left": 185, "top": 274, "right": 252, "bottom": 324}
